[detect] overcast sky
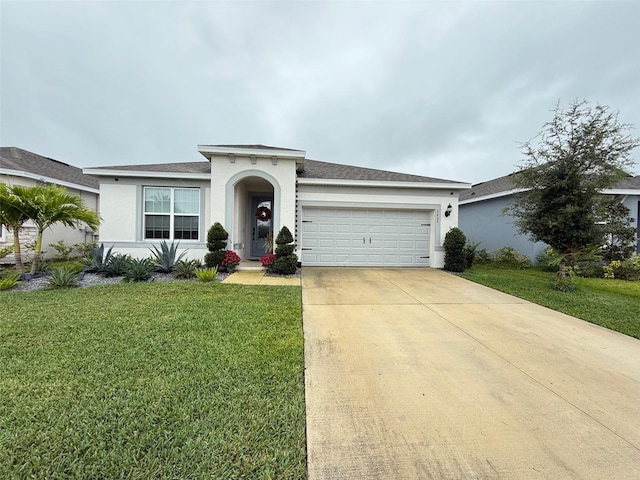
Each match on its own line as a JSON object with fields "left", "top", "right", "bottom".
{"left": 2, "top": 0, "right": 639, "bottom": 184}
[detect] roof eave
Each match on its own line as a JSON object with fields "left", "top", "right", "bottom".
{"left": 82, "top": 168, "right": 210, "bottom": 180}
{"left": 298, "top": 177, "right": 471, "bottom": 190}
{"left": 197, "top": 145, "right": 306, "bottom": 162}
{"left": 0, "top": 168, "right": 100, "bottom": 194}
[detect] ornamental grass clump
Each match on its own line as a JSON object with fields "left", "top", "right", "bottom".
{"left": 195, "top": 266, "right": 219, "bottom": 282}
{"left": 271, "top": 226, "right": 298, "bottom": 275}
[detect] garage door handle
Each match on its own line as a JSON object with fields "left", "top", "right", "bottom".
{"left": 369, "top": 237, "right": 371, "bottom": 244}
{"left": 363, "top": 237, "right": 365, "bottom": 244}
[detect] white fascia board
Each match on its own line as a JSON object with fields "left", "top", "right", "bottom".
{"left": 0, "top": 168, "right": 100, "bottom": 194}
{"left": 298, "top": 177, "right": 471, "bottom": 190}
{"left": 459, "top": 189, "right": 524, "bottom": 205}
{"left": 82, "top": 168, "right": 210, "bottom": 180}
{"left": 197, "top": 145, "right": 306, "bottom": 159}
{"left": 603, "top": 188, "right": 640, "bottom": 195}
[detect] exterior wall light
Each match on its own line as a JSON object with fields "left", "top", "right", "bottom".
{"left": 444, "top": 203, "right": 453, "bottom": 217}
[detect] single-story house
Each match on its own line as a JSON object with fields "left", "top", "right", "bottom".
{"left": 459, "top": 172, "right": 640, "bottom": 261}
{"left": 0, "top": 147, "right": 100, "bottom": 262}
{"left": 84, "top": 144, "right": 471, "bottom": 268}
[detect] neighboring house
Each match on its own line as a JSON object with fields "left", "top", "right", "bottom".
{"left": 84, "top": 144, "right": 471, "bottom": 268}
{"left": 0, "top": 147, "right": 100, "bottom": 262}
{"left": 459, "top": 172, "right": 640, "bottom": 261}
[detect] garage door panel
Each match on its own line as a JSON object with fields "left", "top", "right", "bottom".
{"left": 301, "top": 207, "right": 431, "bottom": 267}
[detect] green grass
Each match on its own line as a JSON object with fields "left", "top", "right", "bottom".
{"left": 0, "top": 282, "right": 306, "bottom": 479}
{"left": 461, "top": 264, "right": 640, "bottom": 339}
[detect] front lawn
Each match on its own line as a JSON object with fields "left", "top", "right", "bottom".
{"left": 0, "top": 282, "right": 306, "bottom": 479}
{"left": 461, "top": 264, "right": 640, "bottom": 339}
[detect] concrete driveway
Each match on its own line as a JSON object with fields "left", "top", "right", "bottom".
{"left": 302, "top": 267, "right": 640, "bottom": 479}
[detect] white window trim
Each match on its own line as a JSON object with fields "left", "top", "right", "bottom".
{"left": 143, "top": 186, "right": 200, "bottom": 241}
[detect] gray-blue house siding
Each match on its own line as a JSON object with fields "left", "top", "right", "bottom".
{"left": 459, "top": 173, "right": 640, "bottom": 262}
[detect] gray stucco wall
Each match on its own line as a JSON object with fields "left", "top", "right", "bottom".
{"left": 460, "top": 193, "right": 640, "bottom": 261}
{"left": 459, "top": 196, "right": 548, "bottom": 262}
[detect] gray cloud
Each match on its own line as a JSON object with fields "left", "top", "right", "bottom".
{"left": 2, "top": 0, "right": 638, "bottom": 183}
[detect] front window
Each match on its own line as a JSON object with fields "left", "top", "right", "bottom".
{"left": 144, "top": 187, "right": 200, "bottom": 240}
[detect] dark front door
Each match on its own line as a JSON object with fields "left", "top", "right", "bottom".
{"left": 250, "top": 197, "right": 273, "bottom": 258}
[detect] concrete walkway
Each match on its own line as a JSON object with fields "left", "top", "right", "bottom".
{"left": 302, "top": 267, "right": 640, "bottom": 479}
{"left": 222, "top": 270, "right": 300, "bottom": 286}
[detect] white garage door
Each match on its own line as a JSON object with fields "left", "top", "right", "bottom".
{"left": 300, "top": 207, "right": 431, "bottom": 266}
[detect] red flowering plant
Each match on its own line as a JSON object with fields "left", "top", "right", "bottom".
{"left": 221, "top": 250, "right": 241, "bottom": 270}
{"left": 260, "top": 253, "right": 277, "bottom": 269}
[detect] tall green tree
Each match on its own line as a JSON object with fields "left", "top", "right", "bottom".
{"left": 508, "top": 100, "right": 639, "bottom": 257}
{"left": 0, "top": 183, "right": 30, "bottom": 272}
{"left": 16, "top": 184, "right": 100, "bottom": 274}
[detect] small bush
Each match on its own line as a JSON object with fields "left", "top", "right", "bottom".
{"left": 603, "top": 255, "right": 640, "bottom": 281}
{"left": 150, "top": 240, "right": 187, "bottom": 273}
{"left": 260, "top": 253, "right": 277, "bottom": 268}
{"left": 0, "top": 272, "right": 21, "bottom": 291}
{"left": 536, "top": 247, "right": 560, "bottom": 272}
{"left": 463, "top": 241, "right": 481, "bottom": 268}
{"left": 493, "top": 247, "right": 530, "bottom": 269}
{"left": 74, "top": 241, "right": 98, "bottom": 259}
{"left": 271, "top": 255, "right": 298, "bottom": 275}
{"left": 220, "top": 250, "right": 241, "bottom": 270}
{"left": 0, "top": 246, "right": 13, "bottom": 261}
{"left": 206, "top": 223, "right": 228, "bottom": 252}
{"left": 48, "top": 240, "right": 75, "bottom": 261}
{"left": 204, "top": 251, "right": 226, "bottom": 269}
{"left": 195, "top": 266, "right": 219, "bottom": 282}
{"left": 275, "top": 244, "right": 295, "bottom": 257}
{"left": 173, "top": 259, "right": 200, "bottom": 279}
{"left": 473, "top": 248, "right": 492, "bottom": 264}
{"left": 82, "top": 243, "right": 114, "bottom": 273}
{"left": 105, "top": 253, "right": 131, "bottom": 277}
{"left": 443, "top": 227, "right": 467, "bottom": 272}
{"left": 275, "top": 226, "right": 294, "bottom": 245}
{"left": 46, "top": 266, "right": 78, "bottom": 289}
{"left": 123, "top": 258, "right": 156, "bottom": 282}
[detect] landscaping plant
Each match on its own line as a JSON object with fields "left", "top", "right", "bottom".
{"left": 220, "top": 250, "right": 241, "bottom": 271}
{"left": 271, "top": 226, "right": 298, "bottom": 275}
{"left": 123, "top": 258, "right": 156, "bottom": 282}
{"left": 0, "top": 272, "right": 21, "bottom": 291}
{"left": 82, "top": 243, "right": 114, "bottom": 273}
{"left": 46, "top": 266, "right": 79, "bottom": 289}
{"left": 48, "top": 240, "right": 75, "bottom": 261}
{"left": 105, "top": 253, "right": 131, "bottom": 277}
{"left": 173, "top": 259, "right": 201, "bottom": 279}
{"left": 195, "top": 266, "right": 219, "bottom": 282}
{"left": 204, "top": 222, "right": 228, "bottom": 268}
{"left": 149, "top": 240, "right": 188, "bottom": 273}
{"left": 443, "top": 227, "right": 467, "bottom": 272}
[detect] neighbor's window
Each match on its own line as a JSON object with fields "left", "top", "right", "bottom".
{"left": 144, "top": 187, "right": 200, "bottom": 240}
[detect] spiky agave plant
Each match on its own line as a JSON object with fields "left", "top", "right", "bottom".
{"left": 150, "top": 240, "right": 188, "bottom": 273}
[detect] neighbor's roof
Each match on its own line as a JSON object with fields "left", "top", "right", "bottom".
{"left": 460, "top": 171, "right": 640, "bottom": 203}
{"left": 0, "top": 147, "right": 99, "bottom": 191}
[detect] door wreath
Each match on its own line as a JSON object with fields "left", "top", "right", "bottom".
{"left": 255, "top": 206, "right": 272, "bottom": 222}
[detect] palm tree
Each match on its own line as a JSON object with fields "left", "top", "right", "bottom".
{"left": 17, "top": 184, "right": 100, "bottom": 274}
{"left": 0, "top": 183, "right": 30, "bottom": 272}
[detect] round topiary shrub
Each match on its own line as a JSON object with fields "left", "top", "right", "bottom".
{"left": 206, "top": 222, "right": 228, "bottom": 252}
{"left": 443, "top": 227, "right": 467, "bottom": 272}
{"left": 271, "top": 255, "right": 298, "bottom": 275}
{"left": 204, "top": 251, "right": 226, "bottom": 268}
{"left": 275, "top": 244, "right": 295, "bottom": 256}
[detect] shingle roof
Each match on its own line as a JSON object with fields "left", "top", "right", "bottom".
{"left": 89, "top": 161, "right": 211, "bottom": 174}
{"left": 0, "top": 147, "right": 99, "bottom": 190}
{"left": 299, "top": 159, "right": 465, "bottom": 184}
{"left": 460, "top": 171, "right": 640, "bottom": 202}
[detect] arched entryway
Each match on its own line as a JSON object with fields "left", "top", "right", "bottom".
{"left": 226, "top": 171, "right": 278, "bottom": 260}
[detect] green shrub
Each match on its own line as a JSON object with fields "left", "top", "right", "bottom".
{"left": 0, "top": 272, "right": 21, "bottom": 291}
{"left": 173, "top": 259, "right": 200, "bottom": 279}
{"left": 74, "top": 241, "right": 98, "bottom": 258}
{"left": 46, "top": 266, "right": 78, "bottom": 289}
{"left": 463, "top": 241, "right": 481, "bottom": 268}
{"left": 494, "top": 246, "right": 530, "bottom": 269}
{"left": 82, "top": 243, "right": 114, "bottom": 273}
{"left": 473, "top": 248, "right": 492, "bottom": 264}
{"left": 206, "top": 222, "right": 228, "bottom": 252}
{"left": 105, "top": 253, "right": 131, "bottom": 277}
{"left": 536, "top": 247, "right": 560, "bottom": 271}
{"left": 575, "top": 264, "right": 605, "bottom": 278}
{"left": 443, "top": 227, "right": 467, "bottom": 272}
{"left": 204, "top": 251, "right": 226, "bottom": 268}
{"left": 271, "top": 255, "right": 298, "bottom": 275}
{"left": 150, "top": 240, "right": 188, "bottom": 273}
{"left": 195, "top": 266, "right": 219, "bottom": 282}
{"left": 603, "top": 255, "right": 640, "bottom": 281}
{"left": 123, "top": 258, "right": 156, "bottom": 282}
{"left": 275, "top": 244, "right": 295, "bottom": 257}
{"left": 48, "top": 240, "right": 75, "bottom": 261}
{"left": 0, "top": 246, "right": 13, "bottom": 261}
{"left": 275, "top": 226, "right": 294, "bottom": 245}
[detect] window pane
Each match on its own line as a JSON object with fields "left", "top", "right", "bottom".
{"left": 145, "top": 215, "right": 170, "bottom": 239}
{"left": 174, "top": 216, "right": 199, "bottom": 240}
{"left": 174, "top": 188, "right": 199, "bottom": 214}
{"left": 145, "top": 188, "right": 170, "bottom": 213}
